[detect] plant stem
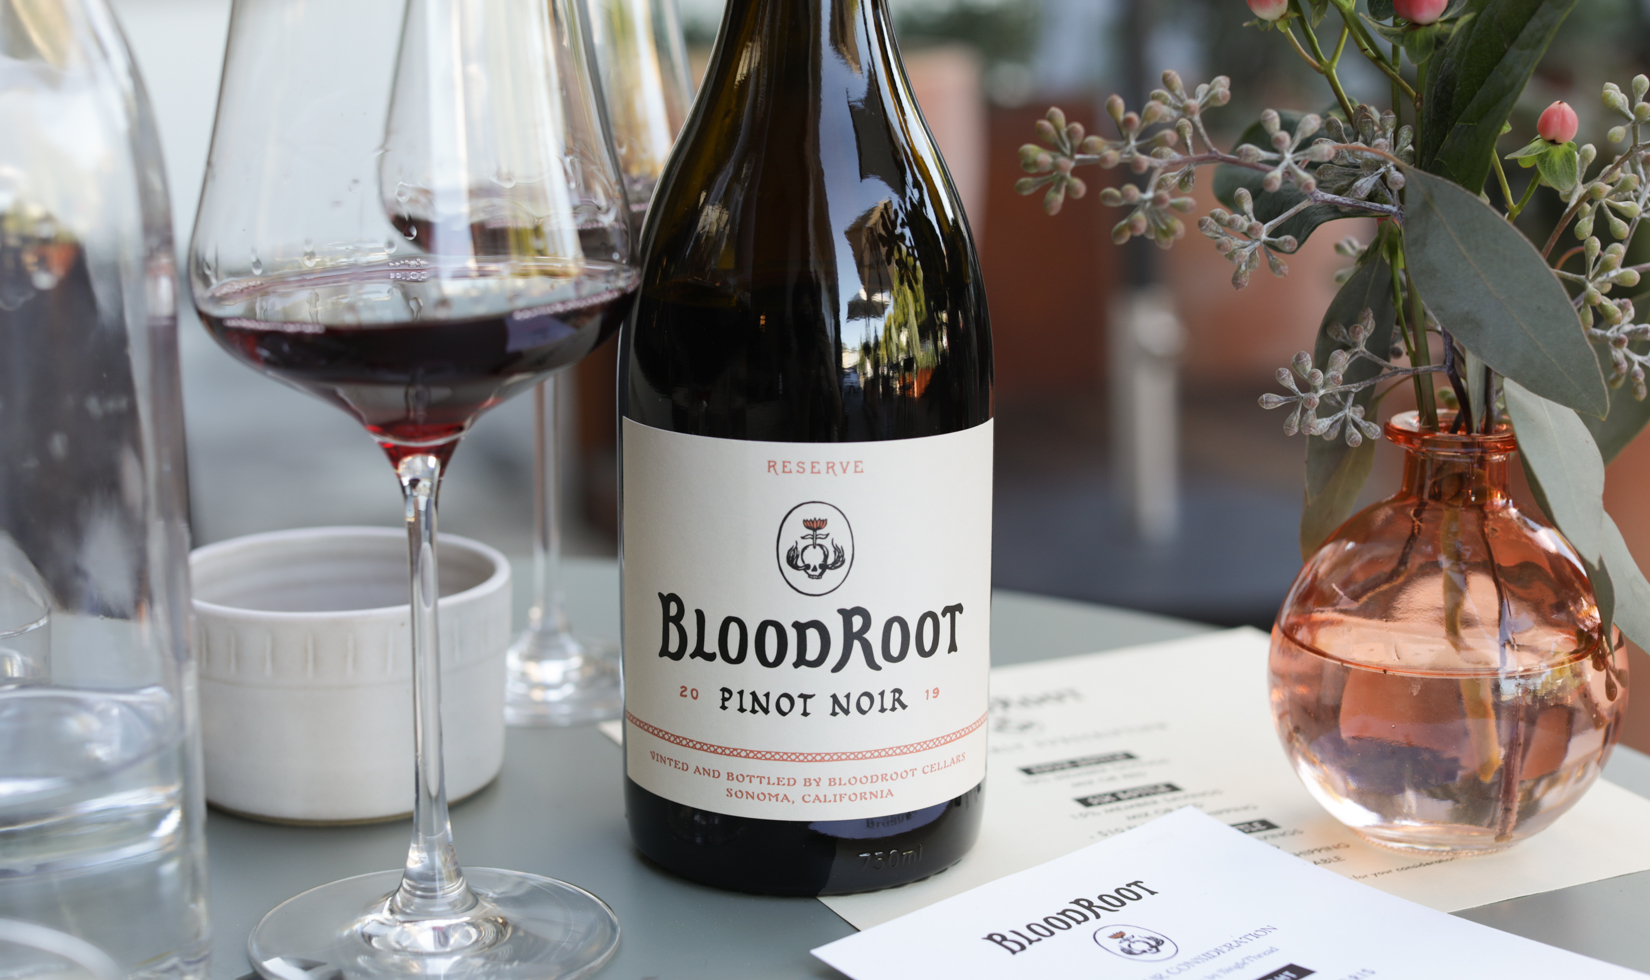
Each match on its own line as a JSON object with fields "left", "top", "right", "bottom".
{"left": 1490, "top": 152, "right": 1517, "bottom": 215}
{"left": 1288, "top": 3, "right": 1357, "bottom": 120}
{"left": 1389, "top": 42, "right": 1404, "bottom": 130}
{"left": 1439, "top": 328, "right": 1474, "bottom": 432}
{"left": 1389, "top": 250, "right": 1430, "bottom": 418}
{"left": 1336, "top": 3, "right": 1417, "bottom": 102}
{"left": 1509, "top": 170, "right": 1541, "bottom": 222}
{"left": 1280, "top": 20, "right": 1323, "bottom": 72}
{"left": 1481, "top": 365, "right": 1498, "bottom": 431}
{"left": 1399, "top": 249, "right": 1439, "bottom": 429}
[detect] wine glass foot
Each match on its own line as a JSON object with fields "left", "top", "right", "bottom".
{"left": 505, "top": 629, "right": 621, "bottom": 727}
{"left": 248, "top": 868, "right": 619, "bottom": 980}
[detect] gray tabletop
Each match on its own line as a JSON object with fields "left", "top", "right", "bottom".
{"left": 206, "top": 559, "right": 1650, "bottom": 978}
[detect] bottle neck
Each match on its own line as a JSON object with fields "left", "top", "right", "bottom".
{"left": 1399, "top": 444, "right": 1515, "bottom": 509}
{"left": 706, "top": 0, "right": 897, "bottom": 90}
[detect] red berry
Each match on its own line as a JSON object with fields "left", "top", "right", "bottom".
{"left": 1393, "top": 0, "right": 1448, "bottom": 25}
{"left": 1247, "top": 0, "right": 1289, "bottom": 21}
{"left": 1538, "top": 101, "right": 1579, "bottom": 144}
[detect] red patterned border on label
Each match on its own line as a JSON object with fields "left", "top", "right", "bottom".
{"left": 625, "top": 711, "right": 987, "bottom": 763}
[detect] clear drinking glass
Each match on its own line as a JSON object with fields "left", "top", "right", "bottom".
{"left": 189, "top": 2, "right": 636, "bottom": 976}
{"left": 0, "top": 2, "right": 209, "bottom": 977}
{"left": 505, "top": 0, "right": 692, "bottom": 727}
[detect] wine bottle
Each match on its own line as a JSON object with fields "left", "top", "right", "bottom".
{"left": 618, "top": 0, "right": 992, "bottom": 895}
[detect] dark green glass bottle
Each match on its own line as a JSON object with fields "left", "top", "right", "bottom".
{"left": 618, "top": 0, "right": 992, "bottom": 895}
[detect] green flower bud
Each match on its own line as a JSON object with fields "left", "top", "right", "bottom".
{"left": 1067, "top": 177, "right": 1088, "bottom": 199}
{"left": 1638, "top": 103, "right": 1650, "bottom": 123}
{"left": 1046, "top": 107, "right": 1067, "bottom": 130}
{"left": 1014, "top": 177, "right": 1040, "bottom": 195}
{"left": 1610, "top": 214, "right": 1631, "bottom": 239}
{"left": 1081, "top": 136, "right": 1106, "bottom": 155}
{"left": 1610, "top": 126, "right": 1628, "bottom": 144}
{"left": 1034, "top": 119, "right": 1057, "bottom": 143}
{"left": 1099, "top": 187, "right": 1124, "bottom": 206}
{"left": 1043, "top": 184, "right": 1066, "bottom": 215}
{"left": 1066, "top": 122, "right": 1086, "bottom": 144}
{"left": 1112, "top": 219, "right": 1133, "bottom": 244}
{"left": 1587, "top": 236, "right": 1602, "bottom": 265}
{"left": 1106, "top": 95, "right": 1125, "bottom": 125}
{"left": 1636, "top": 75, "right": 1650, "bottom": 100}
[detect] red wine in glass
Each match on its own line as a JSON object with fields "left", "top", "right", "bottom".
{"left": 198, "top": 259, "right": 635, "bottom": 460}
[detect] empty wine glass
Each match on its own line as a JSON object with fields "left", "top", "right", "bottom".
{"left": 190, "top": 2, "right": 635, "bottom": 976}
{"left": 505, "top": 0, "right": 692, "bottom": 727}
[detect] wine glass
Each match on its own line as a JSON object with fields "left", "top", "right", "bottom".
{"left": 189, "top": 2, "right": 635, "bottom": 976}
{"left": 505, "top": 0, "right": 692, "bottom": 727}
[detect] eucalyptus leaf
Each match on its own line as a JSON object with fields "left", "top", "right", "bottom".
{"left": 1600, "top": 513, "right": 1650, "bottom": 650}
{"left": 1403, "top": 168, "right": 1608, "bottom": 416}
{"left": 1301, "top": 260, "right": 1397, "bottom": 558}
{"left": 1418, "top": 0, "right": 1580, "bottom": 193}
{"left": 1505, "top": 379, "right": 1604, "bottom": 564}
{"left": 1213, "top": 112, "right": 1356, "bottom": 253}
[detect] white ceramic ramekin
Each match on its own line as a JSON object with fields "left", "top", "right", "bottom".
{"left": 191, "top": 526, "right": 510, "bottom": 823}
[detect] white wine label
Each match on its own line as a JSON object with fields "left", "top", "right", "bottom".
{"left": 622, "top": 418, "right": 993, "bottom": 820}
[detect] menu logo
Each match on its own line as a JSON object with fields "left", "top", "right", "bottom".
{"left": 1094, "top": 925, "right": 1177, "bottom": 962}
{"left": 778, "top": 501, "right": 854, "bottom": 596}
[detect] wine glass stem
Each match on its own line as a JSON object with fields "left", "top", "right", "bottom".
{"left": 392, "top": 452, "right": 476, "bottom": 919}
{"left": 529, "top": 376, "right": 570, "bottom": 637}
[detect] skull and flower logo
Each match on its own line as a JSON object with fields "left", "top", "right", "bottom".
{"left": 1093, "top": 925, "right": 1177, "bottom": 962}
{"left": 776, "top": 501, "right": 854, "bottom": 596}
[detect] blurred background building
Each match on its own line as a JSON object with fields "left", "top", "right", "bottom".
{"left": 112, "top": 0, "right": 1650, "bottom": 639}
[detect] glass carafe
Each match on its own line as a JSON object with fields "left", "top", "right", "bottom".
{"left": 1271, "top": 411, "right": 1627, "bottom": 853}
{"left": 0, "top": 1, "right": 208, "bottom": 976}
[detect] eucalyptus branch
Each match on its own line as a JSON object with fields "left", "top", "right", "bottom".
{"left": 1258, "top": 307, "right": 1446, "bottom": 445}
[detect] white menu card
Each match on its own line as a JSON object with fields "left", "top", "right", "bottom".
{"left": 813, "top": 806, "right": 1643, "bottom": 980}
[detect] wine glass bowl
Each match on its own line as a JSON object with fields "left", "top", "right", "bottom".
{"left": 195, "top": 256, "right": 634, "bottom": 458}
{"left": 189, "top": 1, "right": 634, "bottom": 975}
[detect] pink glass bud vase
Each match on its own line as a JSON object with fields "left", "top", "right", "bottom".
{"left": 1271, "top": 411, "right": 1628, "bottom": 853}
